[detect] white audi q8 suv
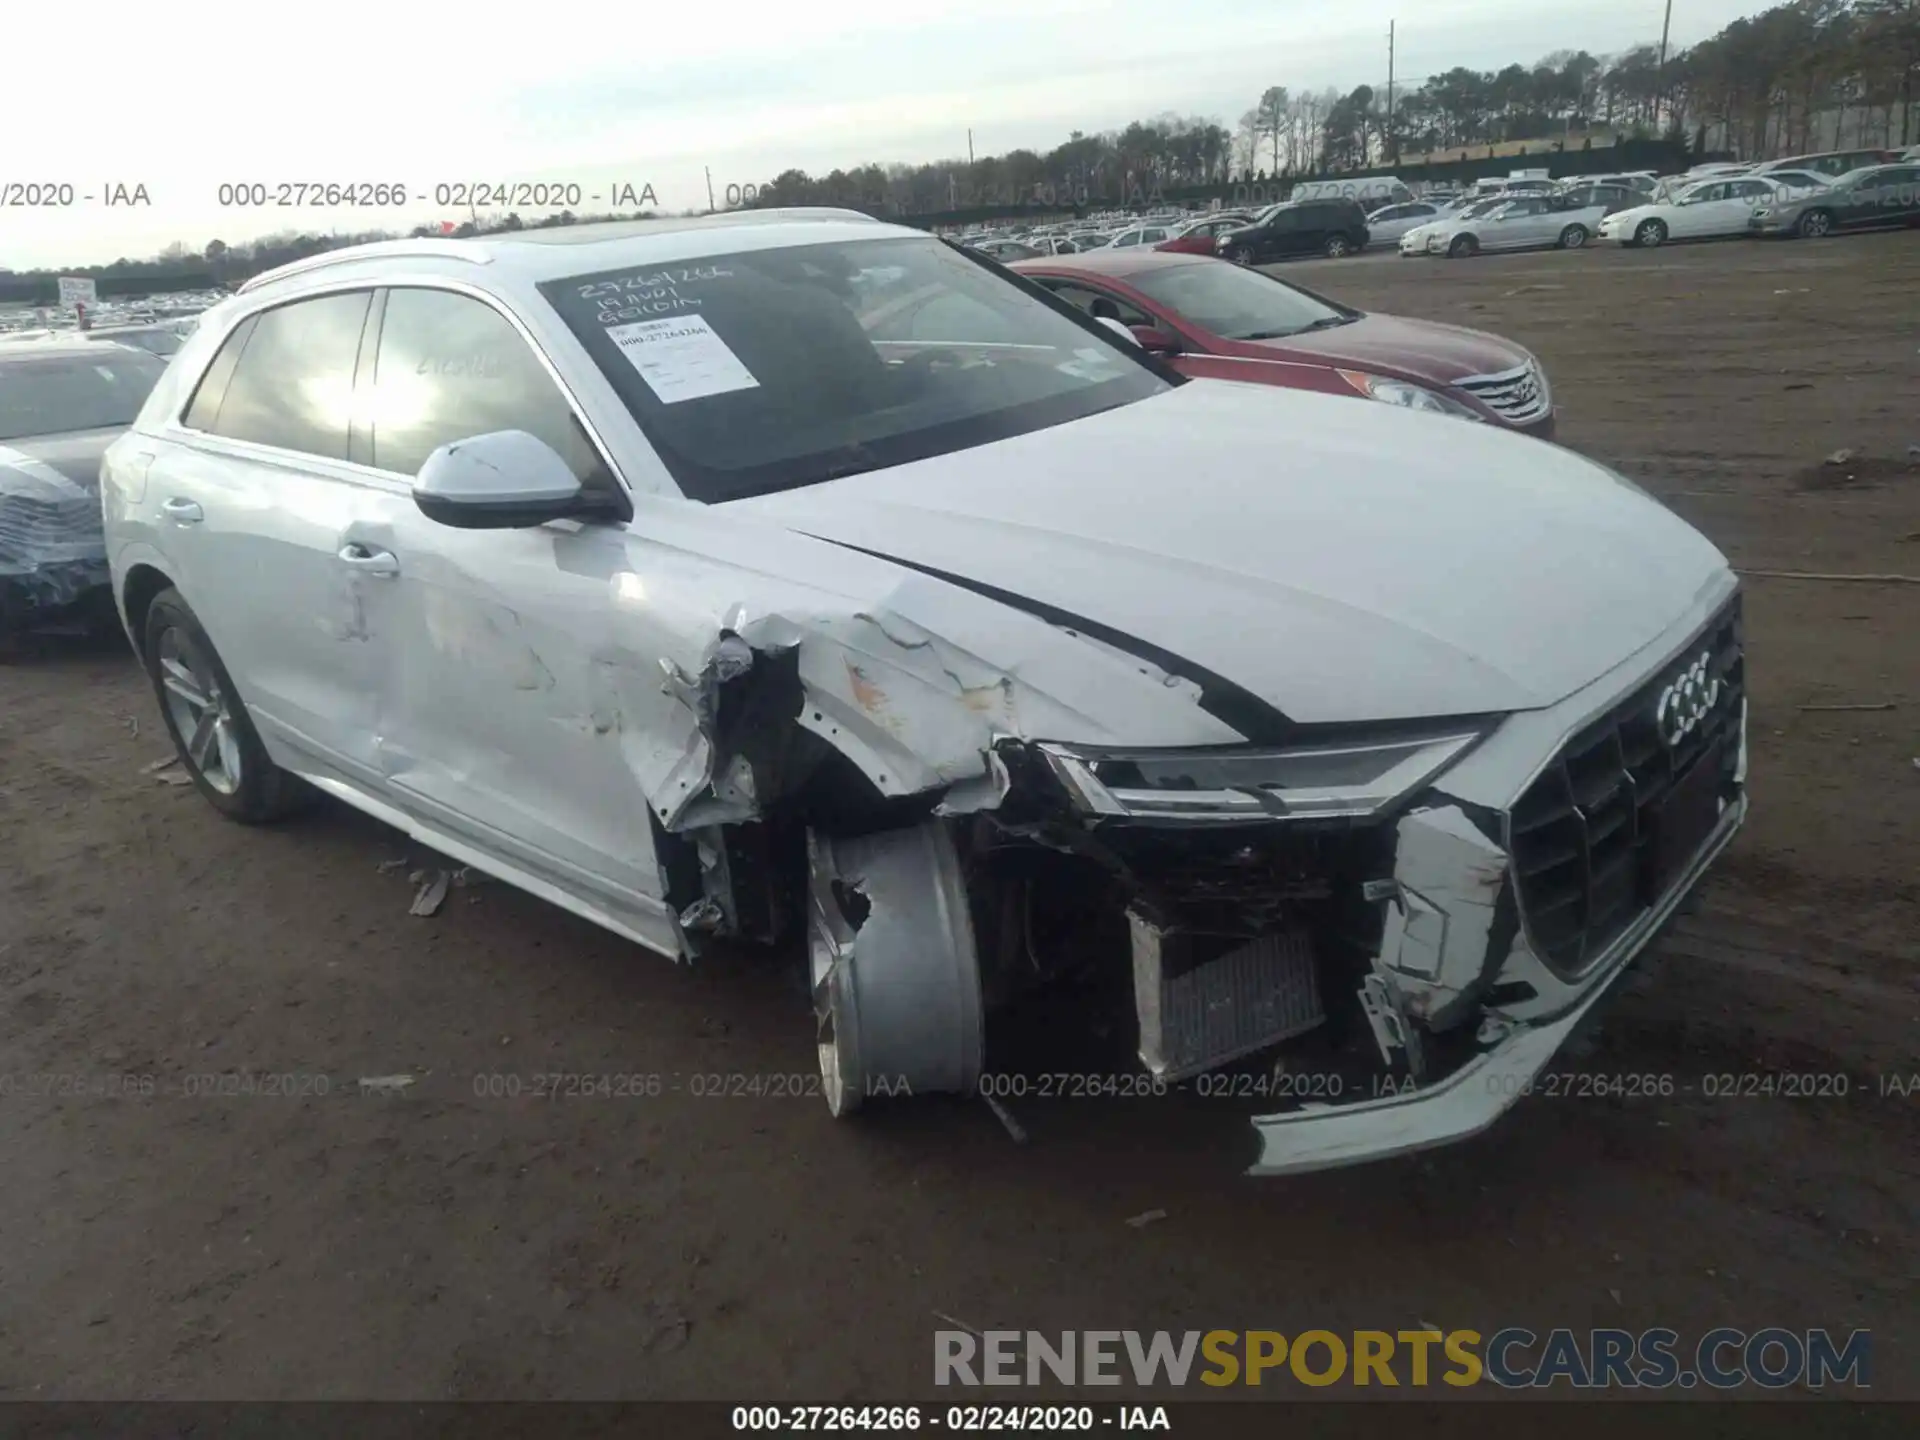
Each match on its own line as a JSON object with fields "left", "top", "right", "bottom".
{"left": 102, "top": 210, "right": 1747, "bottom": 1174}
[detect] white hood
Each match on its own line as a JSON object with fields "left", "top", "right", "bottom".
{"left": 731, "top": 382, "right": 1731, "bottom": 726}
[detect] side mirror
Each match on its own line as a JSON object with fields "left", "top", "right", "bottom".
{"left": 413, "top": 429, "right": 589, "bottom": 530}
{"left": 1097, "top": 316, "right": 1141, "bottom": 346}
{"left": 1130, "top": 325, "right": 1182, "bottom": 355}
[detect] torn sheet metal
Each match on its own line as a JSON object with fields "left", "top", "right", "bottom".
{"left": 627, "top": 562, "right": 1245, "bottom": 836}
{"left": 1376, "top": 803, "right": 1512, "bottom": 1025}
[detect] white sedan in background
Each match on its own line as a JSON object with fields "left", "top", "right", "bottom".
{"left": 1398, "top": 196, "right": 1505, "bottom": 256}
{"left": 1361, "top": 201, "right": 1444, "bottom": 249}
{"left": 1597, "top": 174, "right": 1828, "bottom": 247}
{"left": 1427, "top": 188, "right": 1631, "bottom": 258}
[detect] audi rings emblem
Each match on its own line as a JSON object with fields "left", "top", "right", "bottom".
{"left": 1654, "top": 651, "right": 1721, "bottom": 748}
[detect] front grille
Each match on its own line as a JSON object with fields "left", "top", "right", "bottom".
{"left": 1454, "top": 362, "right": 1551, "bottom": 424}
{"left": 1507, "top": 596, "right": 1745, "bottom": 975}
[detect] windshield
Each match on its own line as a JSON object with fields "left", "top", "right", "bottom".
{"left": 0, "top": 349, "right": 165, "bottom": 441}
{"left": 1126, "top": 262, "right": 1351, "bottom": 341}
{"left": 539, "top": 235, "right": 1170, "bottom": 503}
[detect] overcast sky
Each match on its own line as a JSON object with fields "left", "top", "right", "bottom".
{"left": 5, "top": 0, "right": 1762, "bottom": 269}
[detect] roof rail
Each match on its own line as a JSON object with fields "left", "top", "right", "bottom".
{"left": 238, "top": 238, "right": 491, "bottom": 294}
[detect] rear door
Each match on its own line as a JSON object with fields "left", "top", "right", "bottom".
{"left": 151, "top": 288, "right": 396, "bottom": 784}
{"left": 1291, "top": 204, "right": 1337, "bottom": 252}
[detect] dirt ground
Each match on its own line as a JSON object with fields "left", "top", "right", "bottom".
{"left": 1, "top": 231, "right": 1915, "bottom": 1404}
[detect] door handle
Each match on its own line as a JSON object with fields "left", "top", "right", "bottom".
{"left": 337, "top": 543, "right": 400, "bottom": 578}
{"left": 160, "top": 497, "right": 203, "bottom": 524}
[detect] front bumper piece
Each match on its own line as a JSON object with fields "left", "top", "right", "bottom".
{"left": 1245, "top": 781, "right": 1745, "bottom": 1176}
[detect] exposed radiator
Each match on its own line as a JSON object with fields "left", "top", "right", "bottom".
{"left": 1129, "top": 912, "right": 1324, "bottom": 1081}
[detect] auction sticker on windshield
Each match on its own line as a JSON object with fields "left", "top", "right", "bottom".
{"left": 605, "top": 314, "right": 760, "bottom": 403}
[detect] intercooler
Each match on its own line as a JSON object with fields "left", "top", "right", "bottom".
{"left": 1128, "top": 911, "right": 1324, "bottom": 1080}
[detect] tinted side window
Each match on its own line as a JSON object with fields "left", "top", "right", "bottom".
{"left": 181, "top": 315, "right": 257, "bottom": 431}
{"left": 206, "top": 291, "right": 372, "bottom": 459}
{"left": 368, "top": 287, "right": 614, "bottom": 492}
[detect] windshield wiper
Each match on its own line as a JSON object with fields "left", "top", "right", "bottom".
{"left": 809, "top": 441, "right": 888, "bottom": 484}
{"left": 1235, "top": 316, "right": 1352, "bottom": 340}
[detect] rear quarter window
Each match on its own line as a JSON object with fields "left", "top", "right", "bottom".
{"left": 180, "top": 316, "right": 258, "bottom": 432}
{"left": 189, "top": 291, "right": 373, "bottom": 460}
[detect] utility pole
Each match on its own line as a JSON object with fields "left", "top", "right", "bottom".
{"left": 968, "top": 129, "right": 975, "bottom": 166}
{"left": 1655, "top": 0, "right": 1674, "bottom": 132}
{"left": 705, "top": 166, "right": 716, "bottom": 213}
{"left": 1385, "top": 21, "right": 1396, "bottom": 165}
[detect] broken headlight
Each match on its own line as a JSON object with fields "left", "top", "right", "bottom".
{"left": 1036, "top": 725, "right": 1491, "bottom": 823}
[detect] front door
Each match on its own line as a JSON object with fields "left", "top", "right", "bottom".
{"left": 354, "top": 284, "right": 676, "bottom": 945}
{"left": 1846, "top": 166, "right": 1920, "bottom": 228}
{"left": 1489, "top": 198, "right": 1554, "bottom": 248}
{"left": 1671, "top": 182, "right": 1737, "bottom": 237}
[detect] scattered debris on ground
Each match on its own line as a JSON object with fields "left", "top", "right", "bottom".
{"left": 409, "top": 870, "right": 451, "bottom": 917}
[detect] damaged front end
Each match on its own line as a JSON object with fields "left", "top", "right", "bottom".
{"left": 0, "top": 455, "right": 112, "bottom": 639}
{"left": 634, "top": 573, "right": 1748, "bottom": 1176}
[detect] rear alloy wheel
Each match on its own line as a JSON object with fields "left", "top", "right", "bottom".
{"left": 1323, "top": 234, "right": 1353, "bottom": 258}
{"left": 1634, "top": 218, "right": 1667, "bottom": 248}
{"left": 142, "top": 587, "right": 311, "bottom": 823}
{"left": 1447, "top": 234, "right": 1478, "bottom": 258}
{"left": 1797, "top": 208, "right": 1834, "bottom": 239}
{"left": 1558, "top": 224, "right": 1588, "bottom": 249}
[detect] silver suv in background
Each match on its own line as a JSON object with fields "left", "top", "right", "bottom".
{"left": 2, "top": 340, "right": 167, "bottom": 639}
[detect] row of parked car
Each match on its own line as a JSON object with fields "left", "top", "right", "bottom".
{"left": 1395, "top": 146, "right": 1920, "bottom": 257}
{"left": 956, "top": 143, "right": 1918, "bottom": 274}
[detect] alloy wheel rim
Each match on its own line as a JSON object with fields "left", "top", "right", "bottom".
{"left": 809, "top": 928, "right": 850, "bottom": 1115}
{"left": 1805, "top": 213, "right": 1829, "bottom": 236}
{"left": 156, "top": 627, "right": 242, "bottom": 795}
{"left": 1640, "top": 222, "right": 1663, "bottom": 245}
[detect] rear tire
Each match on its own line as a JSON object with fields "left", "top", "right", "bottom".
{"left": 1634, "top": 218, "right": 1667, "bottom": 248}
{"left": 1797, "top": 208, "right": 1834, "bottom": 239}
{"left": 1558, "top": 224, "right": 1588, "bottom": 249}
{"left": 1323, "top": 233, "right": 1353, "bottom": 257}
{"left": 1447, "top": 234, "right": 1478, "bottom": 258}
{"left": 142, "top": 587, "right": 313, "bottom": 824}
